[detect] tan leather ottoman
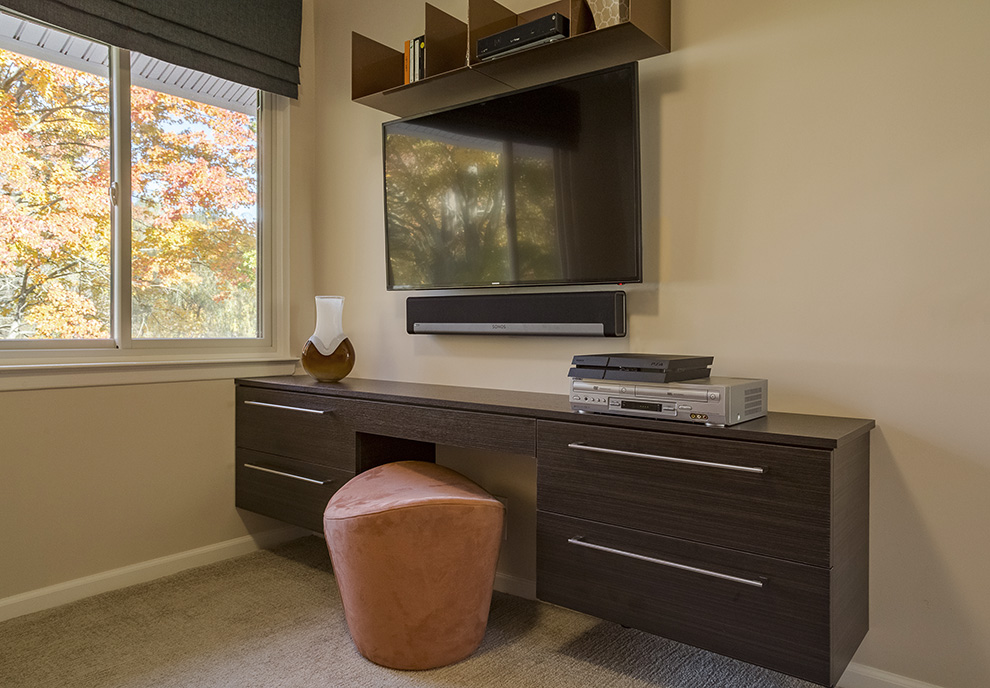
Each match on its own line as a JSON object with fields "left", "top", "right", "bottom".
{"left": 323, "top": 460, "right": 504, "bottom": 670}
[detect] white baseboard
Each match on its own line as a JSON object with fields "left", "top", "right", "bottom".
{"left": 494, "top": 571, "right": 537, "bottom": 600}
{"left": 839, "top": 663, "right": 945, "bottom": 688}
{"left": 0, "top": 526, "right": 306, "bottom": 623}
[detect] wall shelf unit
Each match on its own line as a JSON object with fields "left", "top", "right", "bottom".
{"left": 352, "top": 0, "right": 671, "bottom": 118}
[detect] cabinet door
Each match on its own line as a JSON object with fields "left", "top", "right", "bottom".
{"left": 537, "top": 420, "right": 832, "bottom": 566}
{"left": 236, "top": 386, "right": 356, "bottom": 470}
{"left": 538, "top": 512, "right": 831, "bottom": 686}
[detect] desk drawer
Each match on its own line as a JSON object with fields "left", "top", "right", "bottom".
{"left": 351, "top": 399, "right": 536, "bottom": 457}
{"left": 537, "top": 420, "right": 832, "bottom": 566}
{"left": 236, "top": 449, "right": 353, "bottom": 531}
{"left": 537, "top": 512, "right": 831, "bottom": 686}
{"left": 236, "top": 387, "right": 355, "bottom": 470}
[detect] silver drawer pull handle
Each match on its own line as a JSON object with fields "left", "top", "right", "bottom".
{"left": 244, "top": 464, "right": 333, "bottom": 485}
{"left": 244, "top": 400, "right": 326, "bottom": 414}
{"left": 567, "top": 442, "right": 765, "bottom": 474}
{"left": 568, "top": 537, "right": 764, "bottom": 588}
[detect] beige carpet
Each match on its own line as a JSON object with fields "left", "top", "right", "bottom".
{"left": 0, "top": 536, "right": 818, "bottom": 687}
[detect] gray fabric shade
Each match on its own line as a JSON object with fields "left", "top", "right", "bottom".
{"left": 0, "top": 0, "right": 302, "bottom": 98}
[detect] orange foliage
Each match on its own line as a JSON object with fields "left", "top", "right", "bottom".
{"left": 1, "top": 47, "right": 258, "bottom": 340}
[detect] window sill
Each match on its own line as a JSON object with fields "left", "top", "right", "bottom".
{"left": 0, "top": 356, "right": 299, "bottom": 392}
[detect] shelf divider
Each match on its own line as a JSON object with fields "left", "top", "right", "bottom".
{"left": 425, "top": 3, "right": 469, "bottom": 78}
{"left": 352, "top": 32, "right": 404, "bottom": 100}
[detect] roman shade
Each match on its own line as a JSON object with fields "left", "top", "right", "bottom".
{"left": 0, "top": 0, "right": 302, "bottom": 98}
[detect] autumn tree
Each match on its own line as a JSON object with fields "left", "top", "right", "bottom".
{"left": 0, "top": 49, "right": 111, "bottom": 339}
{"left": 130, "top": 84, "right": 258, "bottom": 339}
{"left": 384, "top": 132, "right": 560, "bottom": 289}
{"left": 0, "top": 46, "right": 258, "bottom": 341}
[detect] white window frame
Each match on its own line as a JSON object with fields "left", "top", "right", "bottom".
{"left": 0, "top": 39, "right": 295, "bottom": 390}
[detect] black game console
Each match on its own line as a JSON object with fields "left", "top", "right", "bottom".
{"left": 477, "top": 13, "right": 569, "bottom": 61}
{"left": 568, "top": 353, "right": 715, "bottom": 383}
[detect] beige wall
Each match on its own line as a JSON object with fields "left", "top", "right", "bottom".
{"left": 3, "top": 2, "right": 989, "bottom": 687}
{"left": 304, "top": 1, "right": 990, "bottom": 686}
{"left": 0, "top": 380, "right": 284, "bottom": 597}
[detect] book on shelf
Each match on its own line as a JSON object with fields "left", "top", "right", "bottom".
{"left": 416, "top": 35, "right": 425, "bottom": 80}
{"left": 412, "top": 35, "right": 418, "bottom": 82}
{"left": 407, "top": 34, "right": 425, "bottom": 82}
{"left": 404, "top": 38, "right": 410, "bottom": 84}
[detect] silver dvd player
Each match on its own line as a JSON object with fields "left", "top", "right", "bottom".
{"left": 569, "top": 376, "right": 768, "bottom": 426}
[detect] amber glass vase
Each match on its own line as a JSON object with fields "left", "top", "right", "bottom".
{"left": 301, "top": 296, "right": 355, "bottom": 382}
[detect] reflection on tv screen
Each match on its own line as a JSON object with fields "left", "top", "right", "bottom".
{"left": 385, "top": 132, "right": 561, "bottom": 288}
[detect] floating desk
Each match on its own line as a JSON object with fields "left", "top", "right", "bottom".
{"left": 235, "top": 375, "right": 873, "bottom": 687}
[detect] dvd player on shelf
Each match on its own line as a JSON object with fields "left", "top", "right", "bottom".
{"left": 477, "top": 13, "right": 569, "bottom": 61}
{"left": 569, "top": 377, "right": 768, "bottom": 426}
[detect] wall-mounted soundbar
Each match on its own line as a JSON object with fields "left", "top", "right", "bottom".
{"left": 406, "top": 291, "right": 626, "bottom": 337}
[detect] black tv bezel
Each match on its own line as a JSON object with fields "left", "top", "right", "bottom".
{"left": 382, "top": 62, "right": 643, "bottom": 292}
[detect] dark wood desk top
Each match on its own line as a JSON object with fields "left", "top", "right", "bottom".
{"left": 237, "top": 376, "right": 874, "bottom": 451}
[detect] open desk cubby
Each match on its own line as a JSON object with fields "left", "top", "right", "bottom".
{"left": 352, "top": 0, "right": 671, "bottom": 117}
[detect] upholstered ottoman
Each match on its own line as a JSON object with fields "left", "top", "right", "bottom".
{"left": 323, "top": 460, "right": 504, "bottom": 670}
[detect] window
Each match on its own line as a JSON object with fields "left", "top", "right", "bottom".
{"left": 129, "top": 55, "right": 260, "bottom": 340}
{"left": 0, "top": 11, "right": 285, "bottom": 364}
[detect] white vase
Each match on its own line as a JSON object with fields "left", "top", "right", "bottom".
{"left": 301, "top": 295, "right": 355, "bottom": 382}
{"left": 587, "top": 0, "right": 629, "bottom": 29}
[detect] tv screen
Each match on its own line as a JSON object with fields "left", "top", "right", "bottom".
{"left": 383, "top": 63, "right": 641, "bottom": 291}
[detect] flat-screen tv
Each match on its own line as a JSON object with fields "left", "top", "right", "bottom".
{"left": 383, "top": 63, "right": 641, "bottom": 291}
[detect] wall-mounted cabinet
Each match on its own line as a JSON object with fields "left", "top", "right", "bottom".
{"left": 352, "top": 0, "right": 671, "bottom": 118}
